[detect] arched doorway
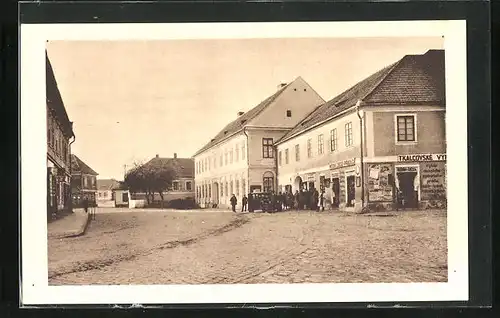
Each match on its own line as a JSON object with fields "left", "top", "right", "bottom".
{"left": 212, "top": 182, "right": 219, "bottom": 205}
{"left": 293, "top": 176, "right": 303, "bottom": 193}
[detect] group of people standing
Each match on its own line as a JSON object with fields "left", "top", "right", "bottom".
{"left": 228, "top": 185, "right": 338, "bottom": 213}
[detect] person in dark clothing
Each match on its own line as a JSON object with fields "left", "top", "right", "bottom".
{"left": 242, "top": 194, "right": 248, "bottom": 212}
{"left": 313, "top": 188, "right": 319, "bottom": 211}
{"left": 277, "top": 192, "right": 283, "bottom": 212}
{"left": 230, "top": 194, "right": 237, "bottom": 212}
{"left": 83, "top": 197, "right": 89, "bottom": 213}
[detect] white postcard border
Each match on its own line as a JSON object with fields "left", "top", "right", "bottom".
{"left": 20, "top": 20, "right": 468, "bottom": 305}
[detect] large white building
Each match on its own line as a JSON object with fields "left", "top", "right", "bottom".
{"left": 276, "top": 50, "right": 447, "bottom": 212}
{"left": 193, "top": 77, "right": 325, "bottom": 209}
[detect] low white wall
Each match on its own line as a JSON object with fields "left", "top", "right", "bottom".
{"left": 129, "top": 199, "right": 146, "bottom": 208}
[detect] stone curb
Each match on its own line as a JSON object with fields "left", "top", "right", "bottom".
{"left": 48, "top": 212, "right": 91, "bottom": 239}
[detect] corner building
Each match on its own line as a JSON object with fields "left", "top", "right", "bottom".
{"left": 193, "top": 77, "right": 325, "bottom": 209}
{"left": 276, "top": 50, "right": 447, "bottom": 212}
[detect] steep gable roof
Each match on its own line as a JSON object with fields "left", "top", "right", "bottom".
{"left": 143, "top": 156, "right": 194, "bottom": 178}
{"left": 96, "top": 179, "right": 121, "bottom": 191}
{"left": 193, "top": 79, "right": 298, "bottom": 156}
{"left": 278, "top": 49, "right": 445, "bottom": 143}
{"left": 71, "top": 154, "right": 98, "bottom": 176}
{"left": 46, "top": 51, "right": 74, "bottom": 138}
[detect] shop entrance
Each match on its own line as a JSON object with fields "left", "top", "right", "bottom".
{"left": 308, "top": 181, "right": 315, "bottom": 191}
{"left": 396, "top": 171, "right": 418, "bottom": 208}
{"left": 250, "top": 185, "right": 262, "bottom": 193}
{"left": 346, "top": 175, "right": 356, "bottom": 207}
{"left": 331, "top": 178, "right": 340, "bottom": 208}
{"left": 212, "top": 182, "right": 219, "bottom": 205}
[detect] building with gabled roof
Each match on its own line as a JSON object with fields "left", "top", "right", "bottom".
{"left": 70, "top": 154, "right": 99, "bottom": 207}
{"left": 193, "top": 76, "right": 325, "bottom": 209}
{"left": 276, "top": 49, "right": 447, "bottom": 212}
{"left": 96, "top": 178, "right": 122, "bottom": 207}
{"left": 46, "top": 51, "right": 75, "bottom": 219}
{"left": 127, "top": 153, "right": 195, "bottom": 204}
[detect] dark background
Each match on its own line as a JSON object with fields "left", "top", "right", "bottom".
{"left": 1, "top": 0, "right": 494, "bottom": 316}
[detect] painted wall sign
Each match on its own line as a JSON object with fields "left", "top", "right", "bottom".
{"left": 329, "top": 158, "right": 356, "bottom": 170}
{"left": 397, "top": 154, "right": 446, "bottom": 162}
{"left": 420, "top": 162, "right": 446, "bottom": 200}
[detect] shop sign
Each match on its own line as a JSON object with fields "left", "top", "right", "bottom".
{"left": 396, "top": 166, "right": 418, "bottom": 172}
{"left": 306, "top": 173, "right": 315, "bottom": 181}
{"left": 329, "top": 158, "right": 356, "bottom": 170}
{"left": 397, "top": 154, "right": 446, "bottom": 162}
{"left": 420, "top": 162, "right": 446, "bottom": 200}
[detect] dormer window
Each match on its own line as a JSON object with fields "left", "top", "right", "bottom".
{"left": 286, "top": 110, "right": 292, "bottom": 117}
{"left": 224, "top": 131, "right": 228, "bottom": 135}
{"left": 241, "top": 119, "right": 246, "bottom": 124}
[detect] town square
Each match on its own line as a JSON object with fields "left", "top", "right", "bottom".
{"left": 44, "top": 36, "right": 448, "bottom": 285}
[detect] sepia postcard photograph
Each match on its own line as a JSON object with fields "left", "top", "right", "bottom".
{"left": 20, "top": 20, "right": 468, "bottom": 305}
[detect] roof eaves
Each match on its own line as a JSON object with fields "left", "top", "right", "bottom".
{"left": 276, "top": 105, "right": 357, "bottom": 146}
{"left": 193, "top": 128, "right": 244, "bottom": 157}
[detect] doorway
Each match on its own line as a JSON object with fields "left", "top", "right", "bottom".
{"left": 346, "top": 175, "right": 355, "bottom": 207}
{"left": 308, "top": 181, "right": 315, "bottom": 191}
{"left": 396, "top": 171, "right": 418, "bottom": 208}
{"left": 250, "top": 185, "right": 262, "bottom": 193}
{"left": 212, "top": 182, "right": 219, "bottom": 205}
{"left": 331, "top": 177, "right": 340, "bottom": 208}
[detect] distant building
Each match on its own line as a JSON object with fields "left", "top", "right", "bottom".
{"left": 131, "top": 153, "right": 195, "bottom": 202}
{"left": 276, "top": 50, "right": 446, "bottom": 212}
{"left": 193, "top": 77, "right": 325, "bottom": 209}
{"left": 71, "top": 154, "right": 99, "bottom": 207}
{"left": 46, "top": 52, "right": 75, "bottom": 219}
{"left": 96, "top": 178, "right": 121, "bottom": 207}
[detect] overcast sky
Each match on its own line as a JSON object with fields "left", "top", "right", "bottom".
{"left": 47, "top": 37, "right": 443, "bottom": 180}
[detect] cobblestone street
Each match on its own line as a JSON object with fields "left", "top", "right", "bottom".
{"left": 48, "top": 208, "right": 447, "bottom": 285}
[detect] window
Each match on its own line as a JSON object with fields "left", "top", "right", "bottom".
{"left": 208, "top": 157, "right": 211, "bottom": 170}
{"left": 345, "top": 122, "right": 353, "bottom": 147}
{"left": 263, "top": 172, "right": 274, "bottom": 193}
{"left": 242, "top": 142, "right": 246, "bottom": 160}
{"left": 235, "top": 145, "right": 239, "bottom": 161}
{"left": 278, "top": 151, "right": 282, "bottom": 166}
{"left": 230, "top": 149, "right": 233, "bottom": 164}
{"left": 295, "top": 144, "right": 300, "bottom": 161}
{"left": 318, "top": 134, "right": 324, "bottom": 155}
{"left": 262, "top": 138, "right": 274, "bottom": 158}
{"left": 286, "top": 110, "right": 292, "bottom": 117}
{"left": 220, "top": 155, "right": 223, "bottom": 167}
{"left": 396, "top": 115, "right": 416, "bottom": 142}
{"left": 236, "top": 180, "right": 240, "bottom": 196}
{"left": 242, "top": 179, "right": 246, "bottom": 195}
{"left": 221, "top": 183, "right": 224, "bottom": 197}
{"left": 285, "top": 149, "right": 289, "bottom": 164}
{"left": 225, "top": 151, "right": 228, "bottom": 165}
{"left": 225, "top": 182, "right": 228, "bottom": 196}
{"left": 230, "top": 181, "right": 234, "bottom": 195}
{"left": 186, "top": 181, "right": 192, "bottom": 191}
{"left": 307, "top": 139, "right": 312, "bottom": 158}
{"left": 330, "top": 129, "right": 337, "bottom": 152}
{"left": 173, "top": 181, "right": 179, "bottom": 191}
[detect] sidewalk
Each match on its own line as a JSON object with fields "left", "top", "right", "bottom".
{"left": 48, "top": 209, "right": 90, "bottom": 239}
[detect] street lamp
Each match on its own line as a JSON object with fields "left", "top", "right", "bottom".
{"left": 356, "top": 100, "right": 365, "bottom": 211}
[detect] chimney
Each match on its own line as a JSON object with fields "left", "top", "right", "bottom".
{"left": 277, "top": 82, "right": 287, "bottom": 90}
{"left": 174, "top": 153, "right": 177, "bottom": 159}
{"left": 237, "top": 111, "right": 244, "bottom": 117}
{"left": 155, "top": 154, "right": 159, "bottom": 158}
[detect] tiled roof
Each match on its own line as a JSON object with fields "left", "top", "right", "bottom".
{"left": 46, "top": 52, "right": 74, "bottom": 138}
{"left": 193, "top": 81, "right": 292, "bottom": 156}
{"left": 278, "top": 49, "right": 445, "bottom": 143}
{"left": 71, "top": 154, "right": 99, "bottom": 176}
{"left": 96, "top": 179, "right": 121, "bottom": 191}
{"left": 143, "top": 156, "right": 194, "bottom": 178}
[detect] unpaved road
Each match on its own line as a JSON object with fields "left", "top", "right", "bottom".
{"left": 48, "top": 209, "right": 447, "bottom": 285}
